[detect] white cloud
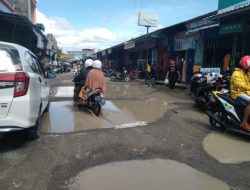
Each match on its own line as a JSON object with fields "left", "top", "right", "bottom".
{"left": 36, "top": 10, "right": 120, "bottom": 50}
{"left": 36, "top": 10, "right": 165, "bottom": 51}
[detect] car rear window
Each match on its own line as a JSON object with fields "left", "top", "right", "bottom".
{"left": 0, "top": 47, "right": 22, "bottom": 72}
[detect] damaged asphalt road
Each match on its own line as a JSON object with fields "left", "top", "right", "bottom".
{"left": 0, "top": 73, "right": 250, "bottom": 190}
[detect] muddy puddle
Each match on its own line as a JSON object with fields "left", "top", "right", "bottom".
{"left": 106, "top": 83, "right": 156, "bottom": 98}
{"left": 203, "top": 132, "right": 250, "bottom": 164}
{"left": 41, "top": 99, "right": 169, "bottom": 133}
{"left": 69, "top": 159, "right": 229, "bottom": 190}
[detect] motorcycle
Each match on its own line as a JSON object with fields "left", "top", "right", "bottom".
{"left": 73, "top": 74, "right": 105, "bottom": 116}
{"left": 191, "top": 72, "right": 230, "bottom": 110}
{"left": 77, "top": 88, "right": 105, "bottom": 116}
{"left": 110, "top": 69, "right": 131, "bottom": 82}
{"left": 206, "top": 91, "right": 250, "bottom": 135}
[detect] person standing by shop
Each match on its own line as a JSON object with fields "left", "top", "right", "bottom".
{"left": 145, "top": 62, "right": 152, "bottom": 82}
{"left": 223, "top": 53, "right": 231, "bottom": 73}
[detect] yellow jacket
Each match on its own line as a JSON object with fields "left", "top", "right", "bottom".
{"left": 230, "top": 68, "right": 250, "bottom": 99}
{"left": 247, "top": 73, "right": 250, "bottom": 83}
{"left": 146, "top": 64, "right": 151, "bottom": 73}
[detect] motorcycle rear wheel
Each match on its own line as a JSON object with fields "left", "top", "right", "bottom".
{"left": 92, "top": 103, "right": 101, "bottom": 116}
{"left": 208, "top": 110, "right": 226, "bottom": 131}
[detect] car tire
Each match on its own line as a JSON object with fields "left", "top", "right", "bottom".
{"left": 27, "top": 109, "right": 41, "bottom": 140}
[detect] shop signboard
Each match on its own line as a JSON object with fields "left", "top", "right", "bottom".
{"left": 174, "top": 38, "right": 195, "bottom": 51}
{"left": 186, "top": 19, "right": 219, "bottom": 32}
{"left": 219, "top": 22, "right": 243, "bottom": 34}
{"left": 124, "top": 41, "right": 135, "bottom": 49}
{"left": 218, "top": 0, "right": 250, "bottom": 14}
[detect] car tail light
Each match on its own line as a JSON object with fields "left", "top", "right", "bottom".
{"left": 14, "top": 72, "right": 30, "bottom": 97}
{"left": 0, "top": 72, "right": 30, "bottom": 97}
{"left": 0, "top": 73, "right": 16, "bottom": 81}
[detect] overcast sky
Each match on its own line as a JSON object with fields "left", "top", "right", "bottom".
{"left": 36, "top": 0, "right": 218, "bottom": 51}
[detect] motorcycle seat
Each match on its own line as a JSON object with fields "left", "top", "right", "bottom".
{"left": 218, "top": 94, "right": 246, "bottom": 107}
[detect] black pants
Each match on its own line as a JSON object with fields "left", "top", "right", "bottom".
{"left": 73, "top": 86, "right": 81, "bottom": 102}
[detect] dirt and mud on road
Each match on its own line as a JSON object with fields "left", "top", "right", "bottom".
{"left": 0, "top": 72, "right": 250, "bottom": 190}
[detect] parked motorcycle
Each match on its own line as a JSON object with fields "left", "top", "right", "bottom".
{"left": 206, "top": 91, "right": 250, "bottom": 135}
{"left": 77, "top": 88, "right": 105, "bottom": 116}
{"left": 190, "top": 72, "right": 230, "bottom": 110}
{"left": 110, "top": 69, "right": 131, "bottom": 82}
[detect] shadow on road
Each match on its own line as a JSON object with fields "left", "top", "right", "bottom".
{"left": 0, "top": 131, "right": 28, "bottom": 153}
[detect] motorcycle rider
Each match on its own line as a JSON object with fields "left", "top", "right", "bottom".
{"left": 231, "top": 56, "right": 250, "bottom": 132}
{"left": 79, "top": 59, "right": 93, "bottom": 85}
{"left": 78, "top": 60, "right": 106, "bottom": 101}
{"left": 73, "top": 59, "right": 93, "bottom": 102}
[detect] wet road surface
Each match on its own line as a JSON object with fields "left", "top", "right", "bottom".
{"left": 0, "top": 72, "right": 250, "bottom": 190}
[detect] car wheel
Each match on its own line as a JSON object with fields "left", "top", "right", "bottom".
{"left": 44, "top": 102, "right": 50, "bottom": 112}
{"left": 27, "top": 110, "right": 41, "bottom": 140}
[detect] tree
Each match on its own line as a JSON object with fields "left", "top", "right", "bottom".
{"left": 56, "top": 48, "right": 69, "bottom": 61}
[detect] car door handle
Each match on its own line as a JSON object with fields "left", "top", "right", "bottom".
{"left": 38, "top": 77, "right": 42, "bottom": 83}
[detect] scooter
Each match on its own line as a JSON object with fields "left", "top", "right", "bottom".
{"left": 191, "top": 72, "right": 230, "bottom": 110}
{"left": 77, "top": 88, "right": 105, "bottom": 116}
{"left": 206, "top": 91, "right": 250, "bottom": 135}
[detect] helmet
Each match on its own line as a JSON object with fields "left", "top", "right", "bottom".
{"left": 93, "top": 60, "right": 102, "bottom": 69}
{"left": 84, "top": 59, "right": 93, "bottom": 68}
{"left": 239, "top": 56, "right": 250, "bottom": 70}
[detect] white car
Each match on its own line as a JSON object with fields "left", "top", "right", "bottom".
{"left": 0, "top": 42, "right": 50, "bottom": 139}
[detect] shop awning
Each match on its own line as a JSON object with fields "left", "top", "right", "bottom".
{"left": 209, "top": 6, "right": 250, "bottom": 20}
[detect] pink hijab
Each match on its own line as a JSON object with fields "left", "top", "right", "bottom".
{"left": 85, "top": 69, "right": 106, "bottom": 94}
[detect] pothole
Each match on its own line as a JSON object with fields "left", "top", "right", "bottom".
{"left": 68, "top": 159, "right": 229, "bottom": 190}
{"left": 203, "top": 132, "right": 250, "bottom": 164}
{"left": 41, "top": 98, "right": 169, "bottom": 133}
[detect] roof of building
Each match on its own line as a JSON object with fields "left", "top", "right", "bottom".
{"left": 96, "top": 11, "right": 217, "bottom": 54}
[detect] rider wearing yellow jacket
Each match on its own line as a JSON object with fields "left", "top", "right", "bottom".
{"left": 230, "top": 56, "right": 250, "bottom": 131}
{"left": 231, "top": 68, "right": 250, "bottom": 99}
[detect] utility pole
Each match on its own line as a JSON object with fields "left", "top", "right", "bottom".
{"left": 146, "top": 26, "right": 150, "bottom": 34}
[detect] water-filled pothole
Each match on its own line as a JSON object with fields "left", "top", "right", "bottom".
{"left": 41, "top": 98, "right": 169, "bottom": 133}
{"left": 203, "top": 132, "right": 250, "bottom": 164}
{"left": 69, "top": 159, "right": 229, "bottom": 190}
